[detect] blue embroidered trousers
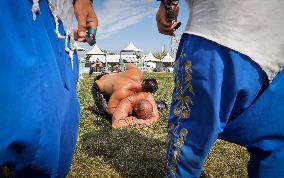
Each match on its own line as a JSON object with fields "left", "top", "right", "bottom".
{"left": 0, "top": 0, "right": 80, "bottom": 177}
{"left": 167, "top": 34, "right": 284, "bottom": 178}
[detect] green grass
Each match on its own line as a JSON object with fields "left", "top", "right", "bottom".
{"left": 0, "top": 73, "right": 249, "bottom": 178}
{"left": 67, "top": 73, "right": 249, "bottom": 178}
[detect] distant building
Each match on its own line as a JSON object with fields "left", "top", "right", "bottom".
{"left": 75, "top": 41, "right": 175, "bottom": 73}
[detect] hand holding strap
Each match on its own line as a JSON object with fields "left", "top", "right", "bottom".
{"left": 157, "top": 0, "right": 181, "bottom": 29}
{"left": 85, "top": 27, "right": 96, "bottom": 46}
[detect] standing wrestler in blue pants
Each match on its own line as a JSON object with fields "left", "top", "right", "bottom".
{"left": 0, "top": 0, "right": 97, "bottom": 177}
{"left": 156, "top": 0, "right": 284, "bottom": 177}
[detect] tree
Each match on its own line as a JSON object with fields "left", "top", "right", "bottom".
{"left": 85, "top": 54, "right": 92, "bottom": 63}
{"left": 153, "top": 50, "right": 167, "bottom": 60}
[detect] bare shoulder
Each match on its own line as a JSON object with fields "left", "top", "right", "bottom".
{"left": 127, "top": 92, "right": 140, "bottom": 102}
{"left": 145, "top": 92, "right": 154, "bottom": 100}
{"left": 123, "top": 65, "right": 143, "bottom": 81}
{"left": 127, "top": 92, "right": 149, "bottom": 102}
{"left": 114, "top": 88, "right": 133, "bottom": 101}
{"left": 126, "top": 64, "right": 138, "bottom": 70}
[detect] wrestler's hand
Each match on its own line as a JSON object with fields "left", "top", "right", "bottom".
{"left": 126, "top": 116, "right": 139, "bottom": 127}
{"left": 74, "top": 0, "right": 98, "bottom": 42}
{"left": 156, "top": 3, "right": 179, "bottom": 36}
{"left": 135, "top": 119, "right": 151, "bottom": 128}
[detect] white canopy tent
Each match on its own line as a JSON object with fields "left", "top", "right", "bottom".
{"left": 143, "top": 51, "right": 162, "bottom": 69}
{"left": 161, "top": 52, "right": 175, "bottom": 72}
{"left": 121, "top": 41, "right": 143, "bottom": 52}
{"left": 120, "top": 41, "right": 143, "bottom": 68}
{"left": 106, "top": 54, "right": 137, "bottom": 63}
{"left": 106, "top": 55, "right": 120, "bottom": 63}
{"left": 86, "top": 44, "right": 107, "bottom": 67}
{"left": 89, "top": 55, "right": 106, "bottom": 63}
{"left": 162, "top": 52, "right": 175, "bottom": 63}
{"left": 143, "top": 51, "right": 160, "bottom": 62}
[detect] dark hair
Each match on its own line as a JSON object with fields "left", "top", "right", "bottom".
{"left": 142, "top": 78, "right": 158, "bottom": 93}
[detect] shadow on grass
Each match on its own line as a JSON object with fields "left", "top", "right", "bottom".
{"left": 1, "top": 166, "right": 13, "bottom": 178}
{"left": 81, "top": 128, "right": 167, "bottom": 178}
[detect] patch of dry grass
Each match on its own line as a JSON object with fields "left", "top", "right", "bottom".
{"left": 68, "top": 73, "right": 249, "bottom": 178}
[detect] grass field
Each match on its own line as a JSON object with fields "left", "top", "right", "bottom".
{"left": 67, "top": 73, "right": 249, "bottom": 178}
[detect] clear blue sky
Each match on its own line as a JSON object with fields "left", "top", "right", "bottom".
{"left": 78, "top": 0, "right": 189, "bottom": 54}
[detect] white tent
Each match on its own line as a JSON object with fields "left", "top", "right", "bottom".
{"left": 162, "top": 52, "right": 175, "bottom": 63}
{"left": 89, "top": 54, "right": 138, "bottom": 64}
{"left": 86, "top": 44, "right": 106, "bottom": 55}
{"left": 143, "top": 51, "right": 161, "bottom": 62}
{"left": 86, "top": 44, "right": 107, "bottom": 67}
{"left": 143, "top": 51, "right": 162, "bottom": 69}
{"left": 106, "top": 55, "right": 120, "bottom": 63}
{"left": 121, "top": 41, "right": 143, "bottom": 52}
{"left": 119, "top": 41, "right": 143, "bottom": 68}
{"left": 89, "top": 55, "right": 106, "bottom": 63}
{"left": 106, "top": 55, "right": 135, "bottom": 63}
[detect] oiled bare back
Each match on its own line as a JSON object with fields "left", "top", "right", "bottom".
{"left": 95, "top": 66, "right": 144, "bottom": 114}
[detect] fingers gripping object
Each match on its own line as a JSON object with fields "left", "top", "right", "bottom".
{"left": 157, "top": 0, "right": 181, "bottom": 30}
{"left": 174, "top": 22, "right": 181, "bottom": 30}
{"left": 85, "top": 27, "right": 96, "bottom": 46}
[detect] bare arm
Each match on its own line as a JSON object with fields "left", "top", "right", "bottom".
{"left": 107, "top": 89, "right": 132, "bottom": 114}
{"left": 124, "top": 64, "right": 144, "bottom": 82}
{"left": 107, "top": 93, "right": 121, "bottom": 115}
{"left": 126, "top": 64, "right": 138, "bottom": 70}
{"left": 112, "top": 99, "right": 138, "bottom": 128}
{"left": 129, "top": 80, "right": 143, "bottom": 92}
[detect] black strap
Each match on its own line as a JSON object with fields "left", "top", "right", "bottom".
{"left": 157, "top": 0, "right": 179, "bottom": 22}
{"left": 157, "top": 0, "right": 179, "bottom": 5}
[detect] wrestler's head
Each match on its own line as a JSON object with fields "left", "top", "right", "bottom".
{"left": 142, "top": 78, "right": 158, "bottom": 93}
{"left": 133, "top": 99, "right": 153, "bottom": 120}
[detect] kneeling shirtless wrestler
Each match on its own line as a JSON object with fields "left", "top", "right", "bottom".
{"left": 92, "top": 64, "right": 158, "bottom": 116}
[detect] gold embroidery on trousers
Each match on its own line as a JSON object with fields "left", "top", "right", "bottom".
{"left": 168, "top": 56, "right": 194, "bottom": 177}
